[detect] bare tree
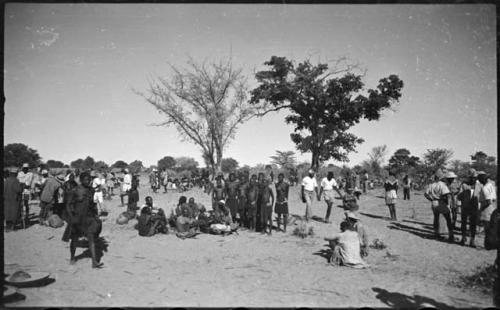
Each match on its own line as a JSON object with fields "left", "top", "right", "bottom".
{"left": 135, "top": 57, "right": 257, "bottom": 175}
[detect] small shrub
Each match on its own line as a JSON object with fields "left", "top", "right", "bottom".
{"left": 451, "top": 264, "right": 497, "bottom": 294}
{"left": 369, "top": 238, "right": 387, "bottom": 250}
{"left": 292, "top": 222, "right": 314, "bottom": 238}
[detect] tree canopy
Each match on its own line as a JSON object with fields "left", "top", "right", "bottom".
{"left": 270, "top": 150, "right": 297, "bottom": 170}
{"left": 388, "top": 148, "right": 420, "bottom": 176}
{"left": 174, "top": 157, "right": 199, "bottom": 172}
{"left": 128, "top": 160, "right": 144, "bottom": 173}
{"left": 4, "top": 143, "right": 42, "bottom": 168}
{"left": 71, "top": 156, "right": 98, "bottom": 170}
{"left": 112, "top": 160, "right": 129, "bottom": 169}
{"left": 136, "top": 56, "right": 258, "bottom": 175}
{"left": 250, "top": 56, "right": 404, "bottom": 170}
{"left": 158, "top": 156, "right": 176, "bottom": 170}
{"left": 46, "top": 159, "right": 65, "bottom": 169}
{"left": 221, "top": 157, "right": 239, "bottom": 173}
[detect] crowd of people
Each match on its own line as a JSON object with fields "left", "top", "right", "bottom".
{"left": 3, "top": 163, "right": 498, "bottom": 284}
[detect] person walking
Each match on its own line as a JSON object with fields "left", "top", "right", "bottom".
{"left": 318, "top": 171, "right": 343, "bottom": 223}
{"left": 301, "top": 169, "right": 319, "bottom": 222}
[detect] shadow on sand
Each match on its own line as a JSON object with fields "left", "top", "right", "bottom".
{"left": 359, "top": 212, "right": 389, "bottom": 220}
{"left": 74, "top": 237, "right": 109, "bottom": 263}
{"left": 313, "top": 243, "right": 332, "bottom": 262}
{"left": 372, "top": 287, "right": 454, "bottom": 309}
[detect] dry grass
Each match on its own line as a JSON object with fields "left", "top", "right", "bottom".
{"left": 369, "top": 238, "right": 387, "bottom": 250}
{"left": 450, "top": 264, "right": 497, "bottom": 294}
{"left": 292, "top": 222, "right": 315, "bottom": 238}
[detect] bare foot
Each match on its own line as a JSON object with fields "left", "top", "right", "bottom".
{"left": 92, "top": 262, "right": 104, "bottom": 269}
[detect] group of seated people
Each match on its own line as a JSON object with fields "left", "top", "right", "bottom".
{"left": 130, "top": 195, "right": 238, "bottom": 238}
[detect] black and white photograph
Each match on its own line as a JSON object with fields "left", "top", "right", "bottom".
{"left": 3, "top": 2, "right": 498, "bottom": 308}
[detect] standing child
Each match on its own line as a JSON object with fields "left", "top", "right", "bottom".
{"left": 212, "top": 178, "right": 226, "bottom": 213}
{"left": 275, "top": 173, "right": 290, "bottom": 232}
{"left": 259, "top": 179, "right": 274, "bottom": 235}
{"left": 127, "top": 177, "right": 140, "bottom": 219}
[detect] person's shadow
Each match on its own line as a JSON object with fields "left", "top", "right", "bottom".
{"left": 313, "top": 243, "right": 332, "bottom": 262}
{"left": 372, "top": 287, "right": 454, "bottom": 309}
{"left": 74, "top": 237, "right": 109, "bottom": 262}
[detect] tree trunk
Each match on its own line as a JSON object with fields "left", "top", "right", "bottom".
{"left": 311, "top": 151, "right": 320, "bottom": 172}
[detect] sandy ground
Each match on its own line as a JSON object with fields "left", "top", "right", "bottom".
{"left": 4, "top": 174, "right": 496, "bottom": 308}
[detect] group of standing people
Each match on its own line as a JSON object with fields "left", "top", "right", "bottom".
{"left": 424, "top": 169, "right": 497, "bottom": 247}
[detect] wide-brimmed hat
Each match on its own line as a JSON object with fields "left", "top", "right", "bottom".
{"left": 468, "top": 168, "right": 478, "bottom": 177}
{"left": 308, "top": 169, "right": 315, "bottom": 174}
{"left": 477, "top": 171, "right": 486, "bottom": 175}
{"left": 56, "top": 172, "right": 66, "bottom": 181}
{"left": 22, "top": 163, "right": 29, "bottom": 168}
{"left": 218, "top": 200, "right": 226, "bottom": 206}
{"left": 90, "top": 170, "right": 97, "bottom": 177}
{"left": 443, "top": 171, "right": 457, "bottom": 179}
{"left": 41, "top": 169, "right": 48, "bottom": 175}
{"left": 345, "top": 211, "right": 360, "bottom": 220}
{"left": 124, "top": 168, "right": 129, "bottom": 173}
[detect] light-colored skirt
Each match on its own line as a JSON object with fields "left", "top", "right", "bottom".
{"left": 385, "top": 190, "right": 397, "bottom": 205}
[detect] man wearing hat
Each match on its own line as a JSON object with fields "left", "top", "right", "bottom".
{"left": 345, "top": 211, "right": 369, "bottom": 258}
{"left": 17, "top": 163, "right": 35, "bottom": 225}
{"left": 478, "top": 172, "right": 497, "bottom": 235}
{"left": 301, "top": 169, "right": 319, "bottom": 222}
{"left": 457, "top": 173, "right": 479, "bottom": 247}
{"left": 424, "top": 171, "right": 455, "bottom": 242}
{"left": 39, "top": 171, "right": 65, "bottom": 226}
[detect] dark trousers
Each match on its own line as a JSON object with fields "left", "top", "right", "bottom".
{"left": 403, "top": 188, "right": 410, "bottom": 200}
{"left": 432, "top": 208, "right": 454, "bottom": 239}
{"left": 39, "top": 201, "right": 54, "bottom": 222}
{"left": 460, "top": 211, "right": 477, "bottom": 240}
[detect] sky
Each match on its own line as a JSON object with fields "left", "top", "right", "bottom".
{"left": 4, "top": 3, "right": 497, "bottom": 169}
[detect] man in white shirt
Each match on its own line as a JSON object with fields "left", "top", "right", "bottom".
{"left": 318, "top": 171, "right": 343, "bottom": 223}
{"left": 478, "top": 172, "right": 497, "bottom": 234}
{"left": 424, "top": 171, "right": 455, "bottom": 242}
{"left": 301, "top": 169, "right": 319, "bottom": 222}
{"left": 120, "top": 168, "right": 132, "bottom": 207}
{"left": 17, "top": 163, "right": 34, "bottom": 224}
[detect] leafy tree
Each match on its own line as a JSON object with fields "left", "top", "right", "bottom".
{"left": 135, "top": 56, "right": 258, "bottom": 176}
{"left": 250, "top": 56, "right": 403, "bottom": 170}
{"left": 70, "top": 156, "right": 97, "bottom": 170}
{"left": 470, "top": 151, "right": 497, "bottom": 180}
{"left": 70, "top": 158, "right": 85, "bottom": 169}
{"left": 128, "top": 160, "right": 144, "bottom": 173}
{"left": 174, "top": 157, "right": 199, "bottom": 172}
{"left": 112, "top": 160, "right": 129, "bottom": 169}
{"left": 221, "top": 157, "right": 239, "bottom": 173}
{"left": 365, "top": 145, "right": 388, "bottom": 177}
{"left": 158, "top": 156, "right": 176, "bottom": 170}
{"left": 420, "top": 148, "right": 454, "bottom": 180}
{"left": 93, "top": 161, "right": 109, "bottom": 171}
{"left": 388, "top": 148, "right": 420, "bottom": 176}
{"left": 83, "top": 156, "right": 96, "bottom": 170}
{"left": 270, "top": 150, "right": 297, "bottom": 170}
{"left": 4, "top": 143, "right": 42, "bottom": 168}
{"left": 46, "top": 159, "right": 65, "bottom": 169}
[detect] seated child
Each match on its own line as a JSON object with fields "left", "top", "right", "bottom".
{"left": 343, "top": 188, "right": 359, "bottom": 212}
